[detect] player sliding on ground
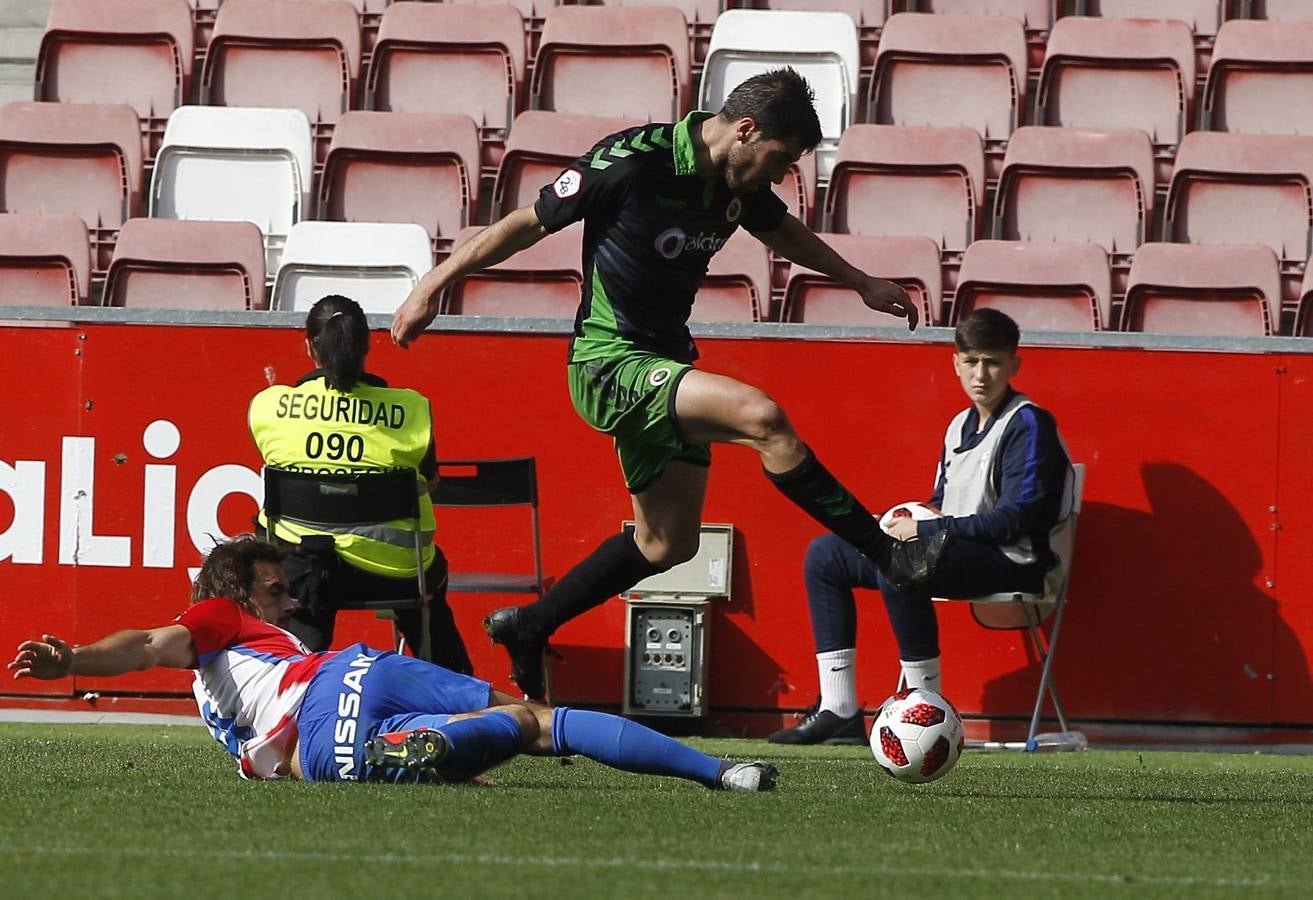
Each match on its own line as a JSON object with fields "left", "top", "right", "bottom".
{"left": 391, "top": 68, "right": 948, "bottom": 700}
{"left": 7, "top": 536, "right": 777, "bottom": 791}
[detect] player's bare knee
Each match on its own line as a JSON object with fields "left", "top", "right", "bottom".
{"left": 635, "top": 531, "right": 698, "bottom": 568}
{"left": 738, "top": 394, "right": 797, "bottom": 450}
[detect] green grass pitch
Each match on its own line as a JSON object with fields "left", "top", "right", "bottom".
{"left": 1, "top": 723, "right": 1310, "bottom": 899}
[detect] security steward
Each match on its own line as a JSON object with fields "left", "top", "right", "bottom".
{"left": 248, "top": 294, "right": 473, "bottom": 674}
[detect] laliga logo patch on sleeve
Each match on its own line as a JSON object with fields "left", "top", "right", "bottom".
{"left": 554, "top": 170, "right": 581, "bottom": 198}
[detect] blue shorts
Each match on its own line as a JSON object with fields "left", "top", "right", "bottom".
{"left": 297, "top": 643, "right": 494, "bottom": 782}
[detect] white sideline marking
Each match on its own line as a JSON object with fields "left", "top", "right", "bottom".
{"left": 0, "top": 845, "right": 1298, "bottom": 890}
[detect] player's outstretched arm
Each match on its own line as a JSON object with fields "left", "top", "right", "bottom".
{"left": 391, "top": 205, "right": 550, "bottom": 348}
{"left": 752, "top": 214, "right": 919, "bottom": 331}
{"left": 8, "top": 626, "right": 197, "bottom": 681}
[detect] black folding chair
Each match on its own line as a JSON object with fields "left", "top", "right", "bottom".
{"left": 431, "top": 457, "right": 549, "bottom": 597}
{"left": 262, "top": 466, "right": 430, "bottom": 658}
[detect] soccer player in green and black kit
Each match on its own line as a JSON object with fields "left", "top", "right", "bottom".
{"left": 392, "top": 69, "right": 948, "bottom": 698}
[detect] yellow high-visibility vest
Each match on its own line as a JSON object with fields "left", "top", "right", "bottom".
{"left": 249, "top": 372, "right": 436, "bottom": 577}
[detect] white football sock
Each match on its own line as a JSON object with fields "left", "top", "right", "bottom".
{"left": 900, "top": 657, "right": 942, "bottom": 694}
{"left": 817, "top": 648, "right": 858, "bottom": 718}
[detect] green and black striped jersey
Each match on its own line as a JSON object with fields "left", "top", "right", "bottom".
{"left": 535, "top": 111, "right": 787, "bottom": 364}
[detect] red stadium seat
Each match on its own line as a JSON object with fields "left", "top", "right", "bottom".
{"left": 1123, "top": 242, "right": 1281, "bottom": 336}
{"left": 36, "top": 0, "right": 194, "bottom": 161}
{"left": 1163, "top": 131, "right": 1313, "bottom": 273}
{"left": 595, "top": 0, "right": 723, "bottom": 71}
{"left": 532, "top": 6, "right": 691, "bottom": 121}
{"left": 445, "top": 222, "right": 583, "bottom": 317}
{"left": 104, "top": 218, "right": 267, "bottom": 310}
{"left": 694, "top": 230, "right": 771, "bottom": 323}
{"left": 777, "top": 150, "right": 816, "bottom": 229}
{"left": 1249, "top": 1, "right": 1313, "bottom": 21}
{"left": 952, "top": 240, "right": 1112, "bottom": 331}
{"left": 1082, "top": 0, "right": 1223, "bottom": 73}
{"left": 320, "top": 111, "right": 481, "bottom": 253}
{"left": 492, "top": 110, "right": 642, "bottom": 217}
{"left": 782, "top": 233, "right": 942, "bottom": 326}
{"left": 993, "top": 126, "right": 1154, "bottom": 260}
{"left": 915, "top": 0, "right": 1055, "bottom": 73}
{"left": 1297, "top": 260, "right": 1313, "bottom": 336}
{"left": 0, "top": 101, "right": 143, "bottom": 273}
{"left": 366, "top": 2, "right": 526, "bottom": 173}
{"left": 1203, "top": 19, "right": 1313, "bottom": 136}
{"left": 0, "top": 213, "right": 90, "bottom": 306}
{"left": 869, "top": 12, "right": 1027, "bottom": 179}
{"left": 1037, "top": 16, "right": 1194, "bottom": 185}
{"left": 200, "top": 0, "right": 361, "bottom": 161}
{"left": 825, "top": 124, "right": 985, "bottom": 257}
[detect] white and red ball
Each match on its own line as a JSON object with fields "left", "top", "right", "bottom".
{"left": 870, "top": 687, "right": 965, "bottom": 784}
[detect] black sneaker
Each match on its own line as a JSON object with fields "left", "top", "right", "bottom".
{"left": 882, "top": 529, "right": 953, "bottom": 593}
{"left": 483, "top": 605, "right": 547, "bottom": 700}
{"left": 767, "top": 708, "right": 866, "bottom": 745}
{"left": 364, "top": 728, "right": 450, "bottom": 779}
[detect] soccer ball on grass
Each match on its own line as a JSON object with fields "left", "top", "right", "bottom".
{"left": 870, "top": 687, "right": 964, "bottom": 784}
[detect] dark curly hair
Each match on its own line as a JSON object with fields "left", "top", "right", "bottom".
{"left": 191, "top": 535, "right": 286, "bottom": 614}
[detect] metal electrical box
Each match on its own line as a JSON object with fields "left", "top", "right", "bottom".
{"left": 621, "top": 523, "right": 733, "bottom": 717}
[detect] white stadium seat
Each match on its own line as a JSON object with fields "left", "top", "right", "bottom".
{"left": 150, "top": 105, "right": 314, "bottom": 276}
{"left": 271, "top": 221, "right": 434, "bottom": 314}
{"left": 700, "top": 10, "right": 860, "bottom": 180}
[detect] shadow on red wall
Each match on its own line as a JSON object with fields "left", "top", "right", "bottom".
{"left": 981, "top": 463, "right": 1310, "bottom": 728}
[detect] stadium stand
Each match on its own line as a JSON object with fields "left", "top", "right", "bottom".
{"left": 365, "top": 2, "right": 526, "bottom": 174}
{"left": 781, "top": 232, "right": 943, "bottom": 326}
{"left": 35, "top": 0, "right": 194, "bottom": 161}
{"left": 443, "top": 221, "right": 583, "bottom": 317}
{"left": 0, "top": 100, "right": 142, "bottom": 273}
{"left": 1298, "top": 261, "right": 1313, "bottom": 337}
{"left": 1123, "top": 242, "right": 1282, "bottom": 336}
{"left": 911, "top": 0, "right": 1056, "bottom": 73}
{"left": 200, "top": 0, "right": 361, "bottom": 161}
{"left": 0, "top": 212, "right": 90, "bottom": 306}
{"left": 491, "top": 110, "right": 641, "bottom": 217}
{"left": 993, "top": 126, "right": 1154, "bottom": 268}
{"left": 594, "top": 0, "right": 724, "bottom": 74}
{"left": 271, "top": 220, "right": 434, "bottom": 313}
{"left": 151, "top": 104, "right": 314, "bottom": 277}
{"left": 1162, "top": 131, "right": 1313, "bottom": 291}
{"left": 531, "top": 6, "right": 691, "bottom": 122}
{"left": 1248, "top": 1, "right": 1313, "bottom": 21}
{"left": 1036, "top": 16, "right": 1195, "bottom": 186}
{"left": 824, "top": 124, "right": 985, "bottom": 261}
{"left": 445, "top": 0, "right": 553, "bottom": 59}
{"left": 1203, "top": 18, "right": 1313, "bottom": 136}
{"left": 778, "top": 149, "right": 817, "bottom": 229}
{"left": 951, "top": 240, "right": 1112, "bottom": 331}
{"left": 103, "top": 217, "right": 266, "bottom": 310}
{"left": 1080, "top": 0, "right": 1223, "bottom": 75}
{"left": 869, "top": 12, "right": 1027, "bottom": 180}
{"left": 700, "top": 9, "right": 860, "bottom": 179}
{"left": 757, "top": 0, "right": 886, "bottom": 80}
{"left": 319, "top": 110, "right": 481, "bottom": 255}
{"left": 693, "top": 229, "right": 771, "bottom": 323}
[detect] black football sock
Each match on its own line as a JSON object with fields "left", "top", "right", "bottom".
{"left": 523, "top": 530, "right": 667, "bottom": 636}
{"left": 765, "top": 446, "right": 891, "bottom": 562}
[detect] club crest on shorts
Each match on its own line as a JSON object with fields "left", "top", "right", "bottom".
{"left": 726, "top": 198, "right": 742, "bottom": 223}
{"left": 648, "top": 367, "right": 672, "bottom": 387}
{"left": 553, "top": 170, "right": 581, "bottom": 198}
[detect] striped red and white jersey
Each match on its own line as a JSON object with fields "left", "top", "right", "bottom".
{"left": 175, "top": 598, "right": 333, "bottom": 780}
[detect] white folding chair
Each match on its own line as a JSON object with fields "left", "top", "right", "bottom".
{"left": 150, "top": 105, "right": 314, "bottom": 277}
{"left": 270, "top": 220, "right": 434, "bottom": 314}
{"left": 899, "top": 463, "right": 1086, "bottom": 749}
{"left": 942, "top": 462, "right": 1085, "bottom": 749}
{"left": 699, "top": 10, "right": 860, "bottom": 181}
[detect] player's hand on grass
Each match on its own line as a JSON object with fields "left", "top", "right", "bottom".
{"left": 860, "top": 277, "right": 918, "bottom": 331}
{"left": 390, "top": 287, "right": 442, "bottom": 349}
{"left": 8, "top": 634, "right": 74, "bottom": 680}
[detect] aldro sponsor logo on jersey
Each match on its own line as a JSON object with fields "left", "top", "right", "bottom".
{"left": 653, "top": 226, "right": 729, "bottom": 260}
